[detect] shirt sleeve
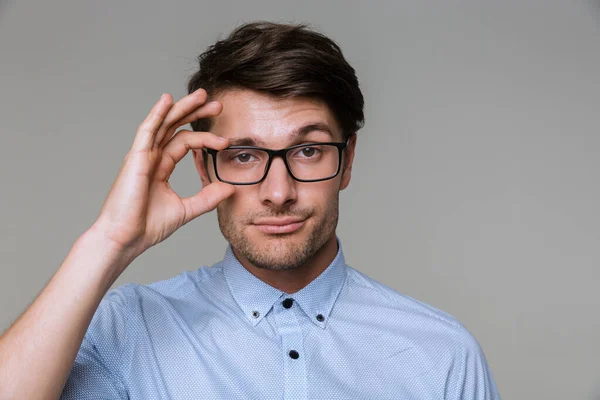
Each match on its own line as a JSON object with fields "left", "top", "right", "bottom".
{"left": 60, "top": 288, "right": 130, "bottom": 399}
{"left": 450, "top": 326, "right": 501, "bottom": 400}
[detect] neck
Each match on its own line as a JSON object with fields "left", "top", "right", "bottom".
{"left": 233, "top": 235, "right": 338, "bottom": 294}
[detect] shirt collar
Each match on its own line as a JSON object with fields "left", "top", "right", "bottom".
{"left": 221, "top": 239, "right": 348, "bottom": 329}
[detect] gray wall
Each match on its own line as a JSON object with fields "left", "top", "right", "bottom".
{"left": 1, "top": 1, "right": 599, "bottom": 399}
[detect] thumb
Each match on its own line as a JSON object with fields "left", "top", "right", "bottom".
{"left": 181, "top": 182, "right": 235, "bottom": 225}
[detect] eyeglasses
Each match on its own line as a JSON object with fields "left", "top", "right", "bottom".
{"left": 203, "top": 140, "right": 348, "bottom": 185}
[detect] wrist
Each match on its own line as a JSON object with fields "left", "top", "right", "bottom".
{"left": 77, "top": 224, "right": 141, "bottom": 280}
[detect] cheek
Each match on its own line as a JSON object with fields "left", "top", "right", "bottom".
{"left": 220, "top": 188, "right": 257, "bottom": 218}
{"left": 300, "top": 181, "right": 340, "bottom": 210}
{"left": 216, "top": 195, "right": 237, "bottom": 220}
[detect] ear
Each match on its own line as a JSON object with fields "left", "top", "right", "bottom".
{"left": 192, "top": 149, "right": 212, "bottom": 187}
{"left": 339, "top": 133, "right": 357, "bottom": 191}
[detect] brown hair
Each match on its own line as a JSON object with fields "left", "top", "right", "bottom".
{"left": 187, "top": 21, "right": 364, "bottom": 140}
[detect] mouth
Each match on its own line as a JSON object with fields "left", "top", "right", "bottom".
{"left": 251, "top": 217, "right": 306, "bottom": 234}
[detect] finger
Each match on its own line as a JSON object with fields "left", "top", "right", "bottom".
{"left": 131, "top": 93, "right": 173, "bottom": 152}
{"left": 158, "top": 100, "right": 223, "bottom": 149}
{"left": 181, "top": 181, "right": 236, "bottom": 225}
{"left": 153, "top": 88, "right": 209, "bottom": 147}
{"left": 155, "top": 130, "right": 230, "bottom": 182}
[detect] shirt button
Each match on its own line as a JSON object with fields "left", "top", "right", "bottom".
{"left": 288, "top": 350, "right": 300, "bottom": 359}
{"left": 251, "top": 310, "right": 260, "bottom": 318}
{"left": 316, "top": 314, "right": 324, "bottom": 322}
{"left": 282, "top": 298, "right": 294, "bottom": 309}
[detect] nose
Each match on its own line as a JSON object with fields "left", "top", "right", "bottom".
{"left": 258, "top": 156, "right": 297, "bottom": 209}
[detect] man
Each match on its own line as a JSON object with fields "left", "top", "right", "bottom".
{"left": 0, "top": 22, "right": 500, "bottom": 399}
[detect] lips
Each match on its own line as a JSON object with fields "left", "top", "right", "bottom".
{"left": 252, "top": 217, "right": 306, "bottom": 234}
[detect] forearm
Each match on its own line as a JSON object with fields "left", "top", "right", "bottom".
{"left": 0, "top": 227, "right": 137, "bottom": 400}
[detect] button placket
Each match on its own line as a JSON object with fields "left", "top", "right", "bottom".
{"left": 271, "top": 297, "right": 307, "bottom": 399}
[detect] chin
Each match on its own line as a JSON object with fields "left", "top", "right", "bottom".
{"left": 238, "top": 227, "right": 320, "bottom": 270}
{"left": 251, "top": 228, "right": 307, "bottom": 251}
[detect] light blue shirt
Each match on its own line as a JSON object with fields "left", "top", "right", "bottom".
{"left": 62, "top": 241, "right": 500, "bottom": 399}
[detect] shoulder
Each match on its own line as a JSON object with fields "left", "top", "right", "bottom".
{"left": 87, "top": 264, "right": 221, "bottom": 338}
{"left": 88, "top": 265, "right": 222, "bottom": 334}
{"left": 344, "top": 265, "right": 462, "bottom": 329}
{"left": 343, "top": 266, "right": 498, "bottom": 393}
{"left": 105, "top": 264, "right": 223, "bottom": 305}
{"left": 343, "top": 265, "right": 482, "bottom": 358}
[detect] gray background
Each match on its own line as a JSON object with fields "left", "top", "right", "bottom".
{"left": 1, "top": 0, "right": 599, "bottom": 398}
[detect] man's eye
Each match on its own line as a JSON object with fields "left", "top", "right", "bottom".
{"left": 235, "top": 153, "right": 253, "bottom": 163}
{"left": 298, "top": 147, "right": 319, "bottom": 157}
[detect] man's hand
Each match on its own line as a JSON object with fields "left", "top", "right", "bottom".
{"left": 93, "top": 88, "right": 235, "bottom": 258}
{"left": 0, "top": 88, "right": 235, "bottom": 400}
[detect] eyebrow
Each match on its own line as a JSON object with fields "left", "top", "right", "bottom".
{"left": 228, "top": 122, "right": 334, "bottom": 147}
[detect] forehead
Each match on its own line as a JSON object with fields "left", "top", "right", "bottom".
{"left": 210, "top": 89, "right": 343, "bottom": 145}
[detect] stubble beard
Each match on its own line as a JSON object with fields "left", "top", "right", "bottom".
{"left": 217, "top": 196, "right": 339, "bottom": 271}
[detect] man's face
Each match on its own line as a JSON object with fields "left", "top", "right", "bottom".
{"left": 194, "top": 89, "right": 356, "bottom": 271}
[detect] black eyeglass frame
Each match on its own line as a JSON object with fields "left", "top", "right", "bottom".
{"left": 203, "top": 140, "right": 349, "bottom": 185}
